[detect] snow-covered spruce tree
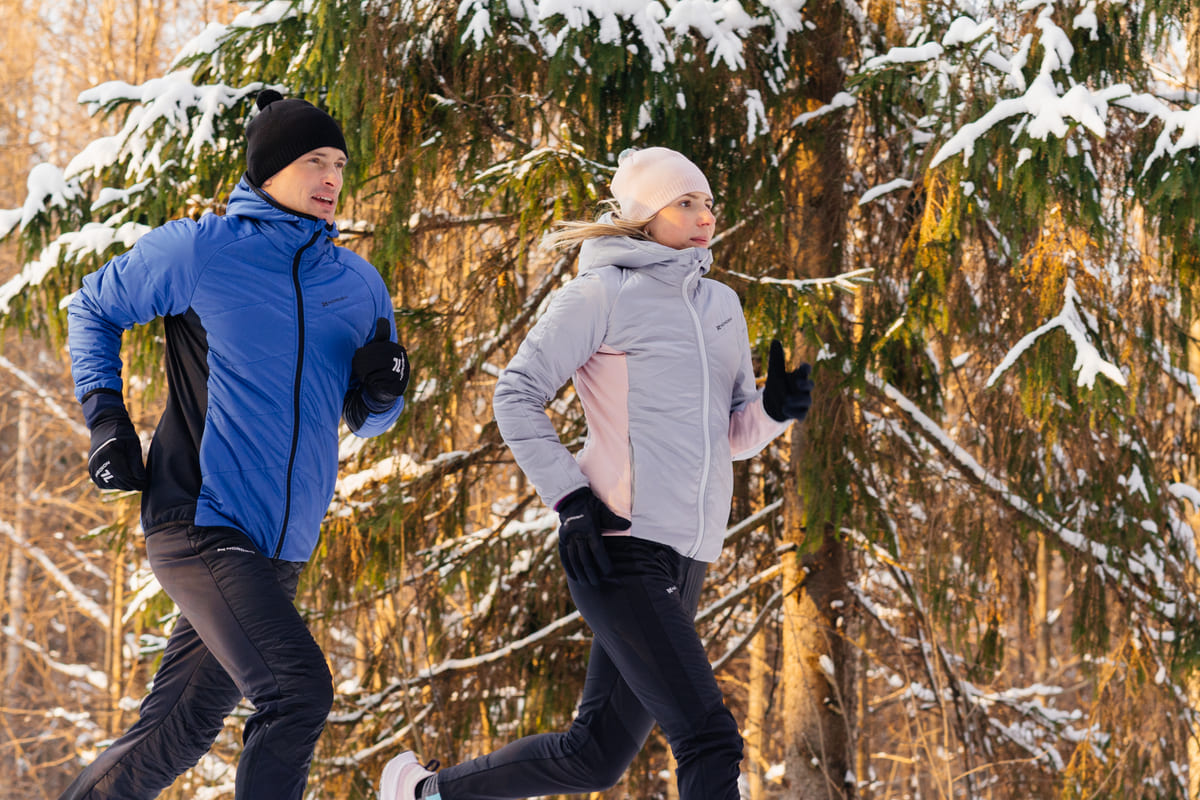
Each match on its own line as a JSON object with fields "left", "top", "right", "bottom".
{"left": 841, "top": 1, "right": 1200, "bottom": 797}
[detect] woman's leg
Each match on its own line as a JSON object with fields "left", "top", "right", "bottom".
{"left": 435, "top": 537, "right": 740, "bottom": 800}
{"left": 569, "top": 538, "right": 742, "bottom": 800}
{"left": 434, "top": 636, "right": 656, "bottom": 799}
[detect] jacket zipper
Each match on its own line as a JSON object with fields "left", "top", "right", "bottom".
{"left": 274, "top": 227, "right": 323, "bottom": 558}
{"left": 681, "top": 265, "right": 711, "bottom": 558}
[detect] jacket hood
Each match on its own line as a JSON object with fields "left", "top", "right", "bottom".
{"left": 225, "top": 176, "right": 340, "bottom": 240}
{"left": 577, "top": 213, "right": 712, "bottom": 277}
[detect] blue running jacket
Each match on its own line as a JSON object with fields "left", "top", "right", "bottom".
{"left": 69, "top": 179, "right": 404, "bottom": 561}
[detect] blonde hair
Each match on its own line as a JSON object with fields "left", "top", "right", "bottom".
{"left": 540, "top": 200, "right": 655, "bottom": 251}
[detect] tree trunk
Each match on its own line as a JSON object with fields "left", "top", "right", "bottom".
{"left": 779, "top": 0, "right": 853, "bottom": 795}
{"left": 746, "top": 603, "right": 770, "bottom": 800}
{"left": 1184, "top": 17, "right": 1200, "bottom": 798}
{"left": 1186, "top": 316, "right": 1200, "bottom": 799}
{"left": 108, "top": 549, "right": 126, "bottom": 734}
{"left": 782, "top": 517, "right": 853, "bottom": 798}
{"left": 1035, "top": 532, "right": 1052, "bottom": 678}
{"left": 4, "top": 394, "right": 29, "bottom": 693}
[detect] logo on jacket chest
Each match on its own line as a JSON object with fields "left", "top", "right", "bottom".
{"left": 715, "top": 316, "right": 734, "bottom": 331}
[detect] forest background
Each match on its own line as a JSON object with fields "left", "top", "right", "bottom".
{"left": 1, "top": 1, "right": 1199, "bottom": 799}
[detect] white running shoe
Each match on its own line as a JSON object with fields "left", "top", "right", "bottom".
{"left": 380, "top": 751, "right": 438, "bottom": 800}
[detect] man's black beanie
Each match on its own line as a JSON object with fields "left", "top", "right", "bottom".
{"left": 245, "top": 89, "right": 348, "bottom": 186}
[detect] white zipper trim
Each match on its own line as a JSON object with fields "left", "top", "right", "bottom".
{"left": 681, "top": 266, "right": 711, "bottom": 558}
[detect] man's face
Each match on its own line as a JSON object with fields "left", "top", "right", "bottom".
{"left": 261, "top": 146, "right": 346, "bottom": 224}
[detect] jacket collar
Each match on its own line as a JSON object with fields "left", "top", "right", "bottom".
{"left": 226, "top": 175, "right": 340, "bottom": 245}
{"left": 577, "top": 215, "right": 712, "bottom": 285}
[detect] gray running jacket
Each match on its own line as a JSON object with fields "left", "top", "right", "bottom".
{"left": 493, "top": 232, "right": 789, "bottom": 562}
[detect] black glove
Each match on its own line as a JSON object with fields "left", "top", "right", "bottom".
{"left": 352, "top": 318, "right": 409, "bottom": 406}
{"left": 763, "top": 339, "right": 813, "bottom": 423}
{"left": 555, "top": 487, "right": 631, "bottom": 585}
{"left": 82, "top": 391, "right": 148, "bottom": 491}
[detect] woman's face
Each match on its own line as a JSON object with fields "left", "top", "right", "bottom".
{"left": 646, "top": 192, "right": 716, "bottom": 250}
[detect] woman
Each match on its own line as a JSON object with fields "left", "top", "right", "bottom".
{"left": 382, "top": 146, "right": 812, "bottom": 800}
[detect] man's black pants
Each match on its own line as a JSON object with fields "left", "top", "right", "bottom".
{"left": 59, "top": 523, "right": 332, "bottom": 800}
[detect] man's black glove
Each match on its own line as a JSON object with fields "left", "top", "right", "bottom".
{"left": 82, "top": 391, "right": 148, "bottom": 491}
{"left": 763, "top": 339, "right": 813, "bottom": 423}
{"left": 352, "top": 318, "right": 409, "bottom": 406}
{"left": 555, "top": 487, "right": 631, "bottom": 586}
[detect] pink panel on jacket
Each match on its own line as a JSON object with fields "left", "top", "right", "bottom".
{"left": 729, "top": 394, "right": 792, "bottom": 460}
{"left": 572, "top": 344, "right": 634, "bottom": 529}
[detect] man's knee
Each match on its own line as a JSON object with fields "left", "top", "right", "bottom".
{"left": 672, "top": 705, "right": 743, "bottom": 766}
{"left": 253, "top": 646, "right": 333, "bottom": 732}
{"left": 282, "top": 657, "right": 334, "bottom": 723}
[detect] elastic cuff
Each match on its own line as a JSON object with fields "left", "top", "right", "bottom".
{"left": 362, "top": 390, "right": 396, "bottom": 414}
{"left": 554, "top": 485, "right": 591, "bottom": 511}
{"left": 80, "top": 389, "right": 125, "bottom": 428}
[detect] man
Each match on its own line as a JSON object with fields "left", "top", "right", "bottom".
{"left": 62, "top": 90, "right": 409, "bottom": 800}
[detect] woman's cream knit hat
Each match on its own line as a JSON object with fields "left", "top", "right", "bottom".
{"left": 610, "top": 147, "right": 712, "bottom": 221}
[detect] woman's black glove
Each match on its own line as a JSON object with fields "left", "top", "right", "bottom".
{"left": 82, "top": 390, "right": 148, "bottom": 491}
{"left": 763, "top": 339, "right": 813, "bottom": 423}
{"left": 352, "top": 318, "right": 409, "bottom": 406}
{"left": 555, "top": 487, "right": 631, "bottom": 585}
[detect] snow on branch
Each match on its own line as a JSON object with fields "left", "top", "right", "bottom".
{"left": 696, "top": 559, "right": 786, "bottom": 629}
{"left": 850, "top": 528, "right": 1106, "bottom": 772}
{"left": 0, "top": 518, "right": 108, "bottom": 628}
{"left": 865, "top": 370, "right": 1189, "bottom": 619}
{"left": 863, "top": 41, "right": 944, "bottom": 71}
{"left": 791, "top": 91, "right": 856, "bottom": 128}
{"left": 0, "top": 0, "right": 298, "bottom": 315}
{"left": 74, "top": 76, "right": 265, "bottom": 180}
{"left": 925, "top": 4, "right": 1150, "bottom": 169}
{"left": 333, "top": 441, "right": 505, "bottom": 509}
{"left": 930, "top": 80, "right": 1127, "bottom": 168}
{"left": 711, "top": 588, "right": 783, "bottom": 673}
{"left": 723, "top": 267, "right": 874, "bottom": 294}
{"left": 331, "top": 703, "right": 433, "bottom": 762}
{"left": 1170, "top": 483, "right": 1200, "bottom": 515}
{"left": 0, "top": 624, "right": 108, "bottom": 691}
{"left": 170, "top": 0, "right": 311, "bottom": 69}
{"left": 1, "top": 163, "right": 81, "bottom": 237}
{"left": 986, "top": 277, "right": 1125, "bottom": 390}
{"left": 356, "top": 503, "right": 793, "bottom": 715}
{"left": 0, "top": 355, "right": 88, "bottom": 437}
{"left": 859, "top": 178, "right": 913, "bottom": 206}
{"left": 359, "top": 608, "right": 585, "bottom": 713}
{"left": 1149, "top": 337, "right": 1200, "bottom": 403}
{"left": 0, "top": 221, "right": 151, "bottom": 315}
{"left": 1119, "top": 97, "right": 1200, "bottom": 176}
{"left": 455, "top": 0, "right": 805, "bottom": 73}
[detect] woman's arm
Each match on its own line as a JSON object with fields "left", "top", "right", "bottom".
{"left": 493, "top": 270, "right": 614, "bottom": 507}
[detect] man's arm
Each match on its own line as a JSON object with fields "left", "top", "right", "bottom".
{"left": 68, "top": 219, "right": 202, "bottom": 489}
{"left": 69, "top": 219, "right": 202, "bottom": 400}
